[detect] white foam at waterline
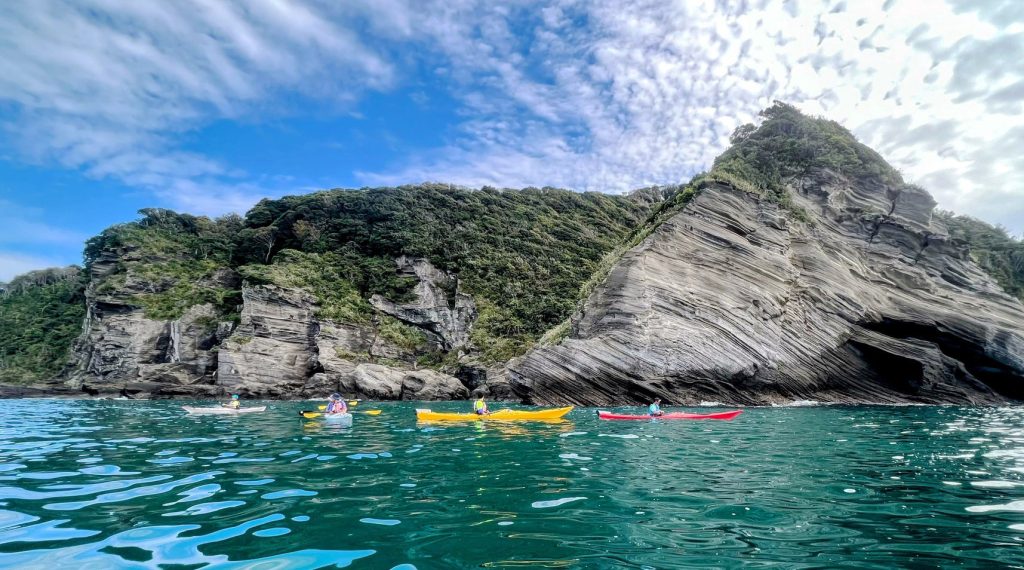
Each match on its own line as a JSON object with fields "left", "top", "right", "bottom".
{"left": 598, "top": 434, "right": 639, "bottom": 439}
{"left": 966, "top": 500, "right": 1024, "bottom": 513}
{"left": 697, "top": 401, "right": 724, "bottom": 407}
{"left": 559, "top": 453, "right": 592, "bottom": 461}
{"left": 532, "top": 497, "right": 586, "bottom": 509}
{"left": 559, "top": 432, "right": 587, "bottom": 438}
{"left": 773, "top": 400, "right": 822, "bottom": 407}
{"left": 971, "top": 481, "right": 1021, "bottom": 488}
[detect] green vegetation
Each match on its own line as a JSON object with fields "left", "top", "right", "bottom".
{"left": 0, "top": 267, "right": 86, "bottom": 383}
{"left": 534, "top": 180, "right": 705, "bottom": 345}
{"left": 939, "top": 212, "right": 1024, "bottom": 300}
{"left": 716, "top": 101, "right": 902, "bottom": 191}
{"left": 713, "top": 101, "right": 903, "bottom": 222}
{"left": 85, "top": 208, "right": 242, "bottom": 320}
{"left": 71, "top": 185, "right": 652, "bottom": 365}
{"left": 237, "top": 250, "right": 376, "bottom": 323}
{"left": 377, "top": 316, "right": 428, "bottom": 352}
{"left": 237, "top": 184, "right": 653, "bottom": 361}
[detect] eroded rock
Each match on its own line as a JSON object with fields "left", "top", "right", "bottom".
{"left": 510, "top": 176, "right": 1024, "bottom": 406}
{"left": 370, "top": 256, "right": 476, "bottom": 351}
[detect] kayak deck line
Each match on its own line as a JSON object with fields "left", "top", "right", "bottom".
{"left": 597, "top": 410, "right": 743, "bottom": 421}
{"left": 416, "top": 406, "right": 574, "bottom": 421}
{"left": 182, "top": 405, "right": 266, "bottom": 413}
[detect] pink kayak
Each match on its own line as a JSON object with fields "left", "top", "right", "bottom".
{"left": 597, "top": 410, "right": 742, "bottom": 421}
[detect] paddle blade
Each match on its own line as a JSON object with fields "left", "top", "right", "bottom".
{"left": 348, "top": 400, "right": 359, "bottom": 406}
{"left": 363, "top": 410, "right": 382, "bottom": 416}
{"left": 299, "top": 411, "right": 322, "bottom": 419}
{"left": 317, "top": 405, "right": 327, "bottom": 410}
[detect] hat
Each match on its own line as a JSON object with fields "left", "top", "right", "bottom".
{"left": 330, "top": 393, "right": 342, "bottom": 400}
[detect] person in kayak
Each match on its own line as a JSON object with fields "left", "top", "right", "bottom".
{"left": 223, "top": 394, "right": 240, "bottom": 409}
{"left": 648, "top": 398, "right": 664, "bottom": 417}
{"left": 474, "top": 396, "right": 490, "bottom": 415}
{"left": 326, "top": 393, "right": 348, "bottom": 414}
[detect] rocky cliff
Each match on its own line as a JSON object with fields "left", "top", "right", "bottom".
{"left": 67, "top": 256, "right": 482, "bottom": 400}
{"left": 4, "top": 107, "right": 1022, "bottom": 404}
{"left": 509, "top": 137, "right": 1024, "bottom": 405}
{"left": 66, "top": 248, "right": 236, "bottom": 398}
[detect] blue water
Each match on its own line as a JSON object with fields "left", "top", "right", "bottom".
{"left": 0, "top": 400, "right": 1022, "bottom": 568}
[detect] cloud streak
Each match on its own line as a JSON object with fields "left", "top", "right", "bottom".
{"left": 0, "top": 0, "right": 394, "bottom": 216}
{"left": 358, "top": 0, "right": 1024, "bottom": 233}
{"left": 0, "top": 0, "right": 1021, "bottom": 236}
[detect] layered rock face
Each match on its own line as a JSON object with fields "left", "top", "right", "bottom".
{"left": 216, "top": 285, "right": 318, "bottom": 397}
{"left": 510, "top": 173, "right": 1024, "bottom": 405}
{"left": 66, "top": 253, "right": 476, "bottom": 400}
{"left": 67, "top": 250, "right": 235, "bottom": 398}
{"left": 370, "top": 256, "right": 477, "bottom": 351}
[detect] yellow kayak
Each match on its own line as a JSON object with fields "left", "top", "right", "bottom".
{"left": 415, "top": 406, "right": 574, "bottom": 421}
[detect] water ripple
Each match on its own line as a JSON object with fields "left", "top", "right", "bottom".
{"left": 0, "top": 400, "right": 1022, "bottom": 567}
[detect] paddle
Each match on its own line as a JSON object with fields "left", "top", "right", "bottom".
{"left": 299, "top": 410, "right": 381, "bottom": 418}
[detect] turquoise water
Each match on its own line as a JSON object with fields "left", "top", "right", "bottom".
{"left": 0, "top": 401, "right": 1023, "bottom": 568}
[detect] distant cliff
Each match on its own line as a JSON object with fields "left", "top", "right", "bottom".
{"left": 29, "top": 185, "right": 655, "bottom": 399}
{"left": 1, "top": 103, "right": 1022, "bottom": 403}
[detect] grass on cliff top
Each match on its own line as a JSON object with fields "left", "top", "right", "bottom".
{"left": 939, "top": 211, "right": 1024, "bottom": 301}
{"left": 712, "top": 101, "right": 906, "bottom": 223}
{"left": 85, "top": 209, "right": 243, "bottom": 321}
{"left": 0, "top": 268, "right": 86, "bottom": 383}
{"left": 236, "top": 250, "right": 378, "bottom": 323}
{"left": 534, "top": 180, "right": 705, "bottom": 346}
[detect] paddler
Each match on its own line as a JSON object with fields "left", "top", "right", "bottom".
{"left": 648, "top": 398, "right": 664, "bottom": 417}
{"left": 326, "top": 393, "right": 348, "bottom": 414}
{"left": 223, "top": 394, "right": 241, "bottom": 409}
{"left": 474, "top": 395, "right": 490, "bottom": 415}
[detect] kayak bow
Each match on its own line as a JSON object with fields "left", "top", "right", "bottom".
{"left": 416, "top": 406, "right": 573, "bottom": 421}
{"left": 597, "top": 410, "right": 742, "bottom": 421}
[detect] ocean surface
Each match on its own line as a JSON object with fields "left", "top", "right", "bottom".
{"left": 0, "top": 400, "right": 1022, "bottom": 569}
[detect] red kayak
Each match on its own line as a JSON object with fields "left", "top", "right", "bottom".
{"left": 597, "top": 410, "right": 742, "bottom": 421}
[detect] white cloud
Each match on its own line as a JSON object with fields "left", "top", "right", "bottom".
{"left": 356, "top": 0, "right": 1024, "bottom": 234}
{"left": 0, "top": 0, "right": 1022, "bottom": 235}
{"left": 0, "top": 0, "right": 395, "bottom": 216}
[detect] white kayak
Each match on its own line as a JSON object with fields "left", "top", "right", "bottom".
{"left": 182, "top": 406, "right": 267, "bottom": 415}
{"left": 323, "top": 413, "right": 353, "bottom": 427}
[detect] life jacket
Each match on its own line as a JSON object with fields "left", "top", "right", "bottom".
{"left": 474, "top": 400, "right": 486, "bottom": 412}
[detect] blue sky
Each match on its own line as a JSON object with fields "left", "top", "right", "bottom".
{"left": 1, "top": 0, "right": 1023, "bottom": 280}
